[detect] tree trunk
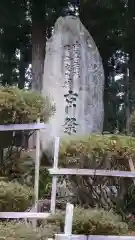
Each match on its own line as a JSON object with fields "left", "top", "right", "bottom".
{"left": 125, "top": 66, "right": 130, "bottom": 135}
{"left": 32, "top": 2, "right": 46, "bottom": 92}
{"left": 103, "top": 60, "right": 110, "bottom": 132}
{"left": 30, "top": 1, "right": 46, "bottom": 149}
{"left": 129, "top": 54, "right": 135, "bottom": 114}
{"left": 18, "top": 45, "right": 26, "bottom": 89}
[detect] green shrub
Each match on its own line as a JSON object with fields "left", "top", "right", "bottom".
{"left": 0, "top": 86, "right": 54, "bottom": 124}
{"left": 0, "top": 86, "right": 54, "bottom": 176}
{"left": 42, "top": 207, "right": 128, "bottom": 236}
{"left": 0, "top": 208, "right": 129, "bottom": 238}
{"left": 58, "top": 135, "right": 135, "bottom": 209}
{"left": 130, "top": 111, "right": 135, "bottom": 134}
{"left": 0, "top": 181, "right": 33, "bottom": 211}
{"left": 2, "top": 150, "right": 51, "bottom": 198}
{"left": 4, "top": 151, "right": 34, "bottom": 181}
{"left": 21, "top": 166, "right": 52, "bottom": 198}
{"left": 39, "top": 167, "right": 52, "bottom": 198}
{"left": 59, "top": 134, "right": 135, "bottom": 167}
{"left": 0, "top": 221, "right": 56, "bottom": 240}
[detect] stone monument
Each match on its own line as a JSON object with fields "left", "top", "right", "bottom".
{"left": 41, "top": 16, "right": 104, "bottom": 150}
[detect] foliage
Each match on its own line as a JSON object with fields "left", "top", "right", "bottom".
{"left": 0, "top": 208, "right": 131, "bottom": 238}
{"left": 0, "top": 181, "right": 33, "bottom": 211}
{"left": 115, "top": 184, "right": 135, "bottom": 224}
{"left": 4, "top": 151, "right": 34, "bottom": 181}
{"left": 0, "top": 86, "right": 53, "bottom": 124}
{"left": 0, "top": 146, "right": 51, "bottom": 200}
{"left": 0, "top": 86, "right": 54, "bottom": 175}
{"left": 0, "top": 221, "right": 56, "bottom": 240}
{"left": 0, "top": 0, "right": 31, "bottom": 87}
{"left": 59, "top": 134, "right": 135, "bottom": 167}
{"left": 42, "top": 207, "right": 128, "bottom": 236}
{"left": 80, "top": 0, "right": 135, "bottom": 133}
{"left": 58, "top": 134, "right": 135, "bottom": 208}
{"left": 1, "top": 150, "right": 51, "bottom": 198}
{"left": 21, "top": 166, "right": 52, "bottom": 198}
{"left": 130, "top": 111, "right": 135, "bottom": 134}
{"left": 38, "top": 167, "right": 52, "bottom": 198}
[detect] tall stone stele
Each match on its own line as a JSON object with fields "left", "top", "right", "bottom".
{"left": 41, "top": 16, "right": 104, "bottom": 150}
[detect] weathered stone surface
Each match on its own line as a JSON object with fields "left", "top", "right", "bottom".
{"left": 41, "top": 16, "right": 104, "bottom": 149}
